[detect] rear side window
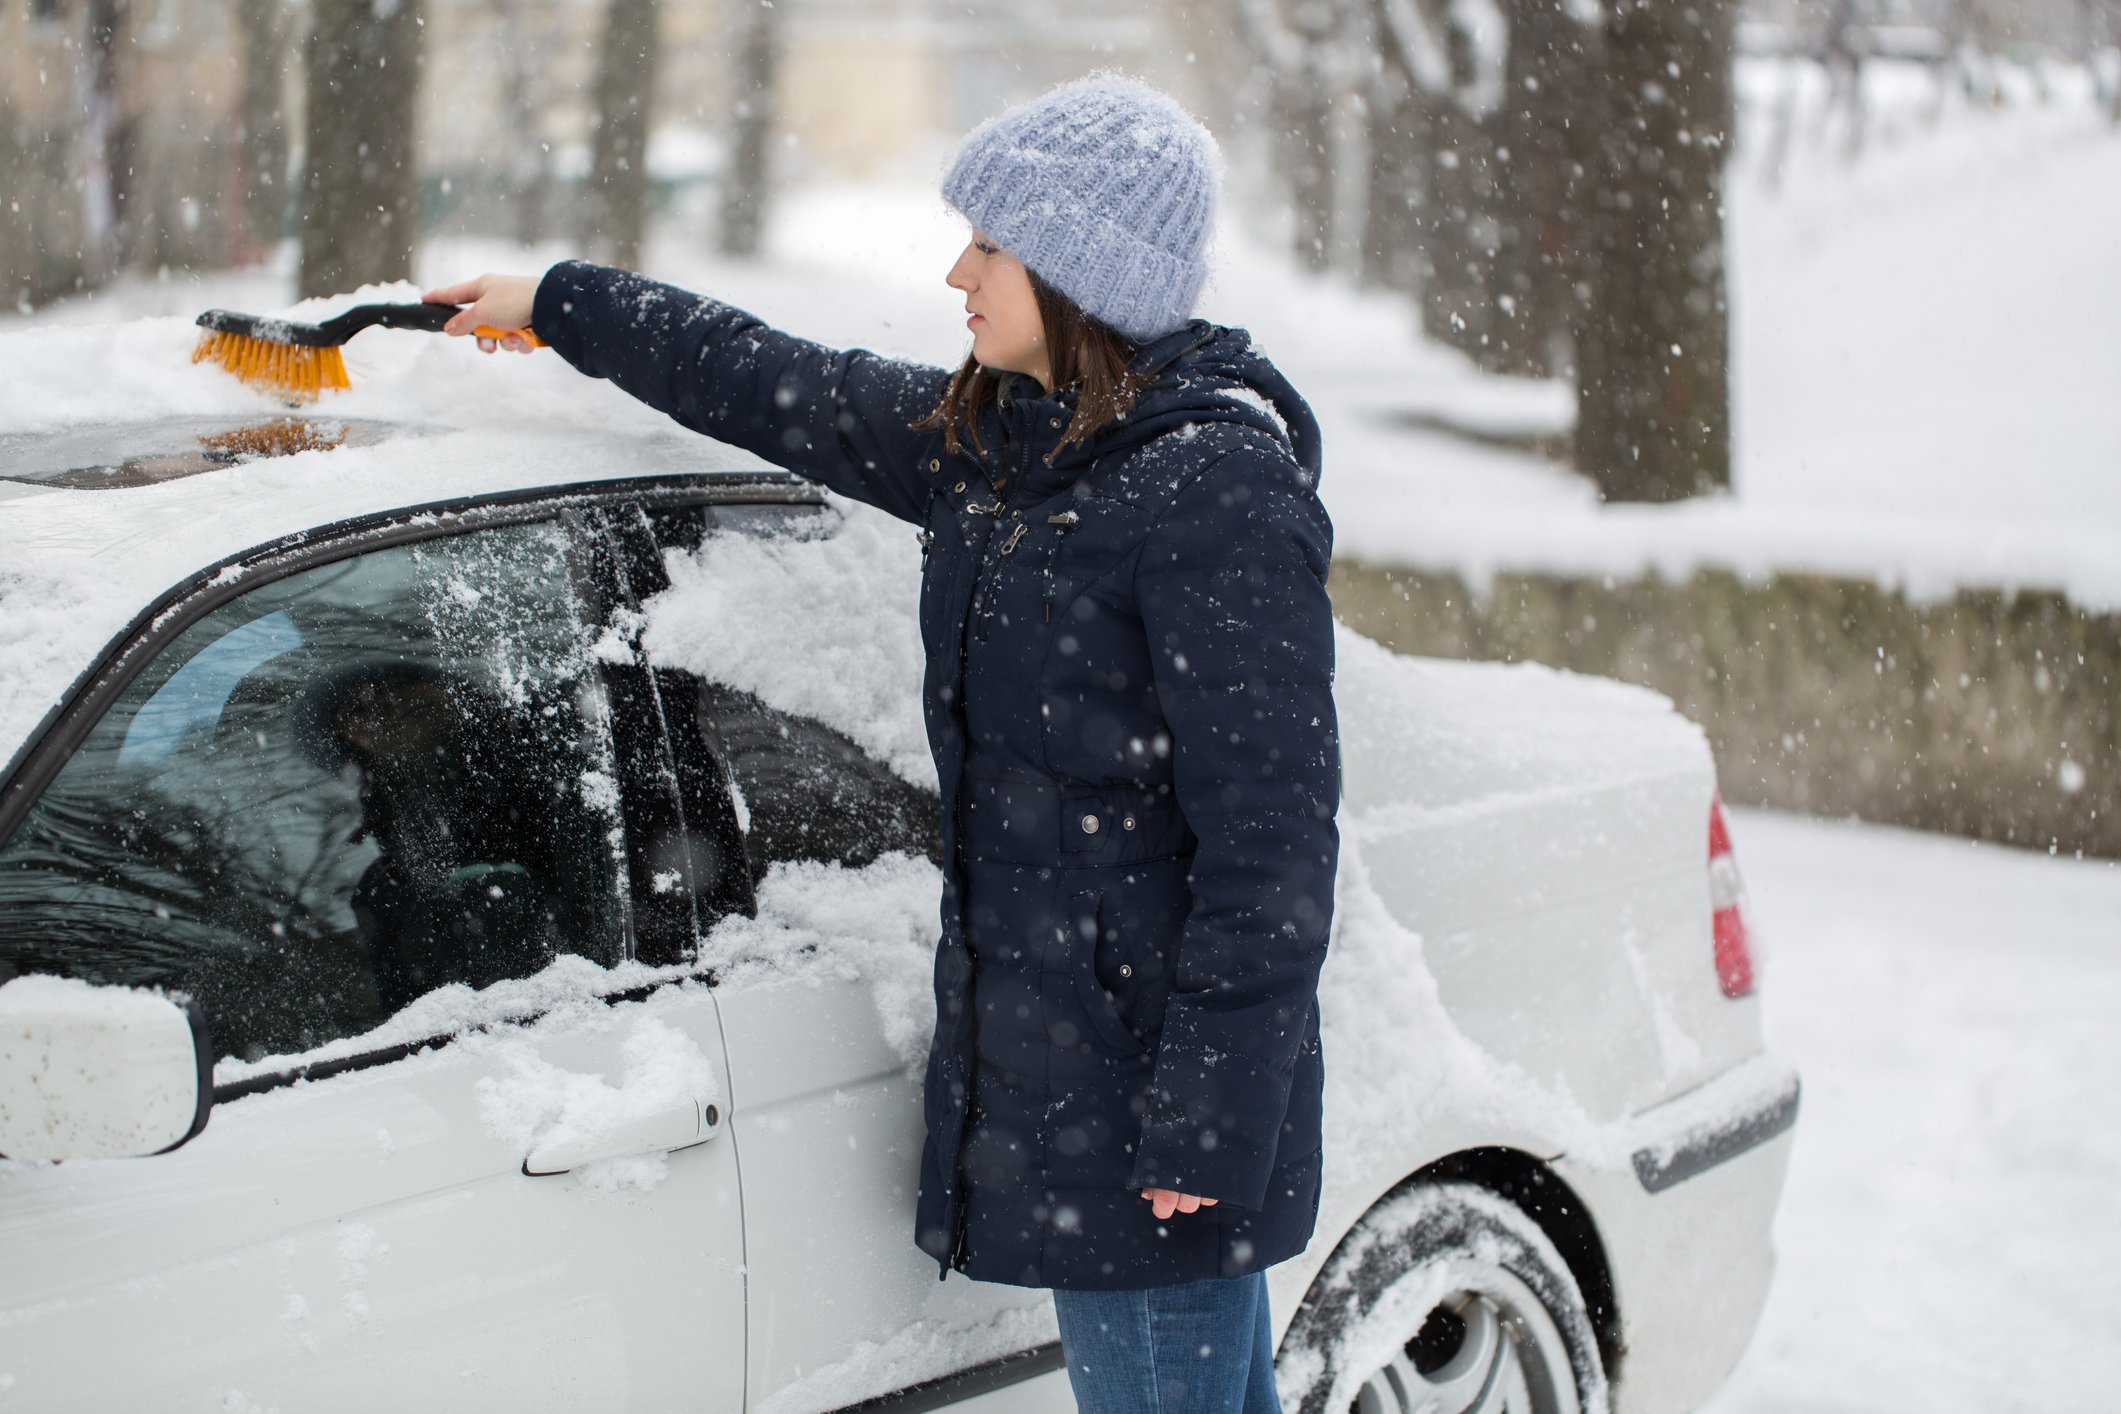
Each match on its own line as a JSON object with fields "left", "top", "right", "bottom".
{"left": 700, "top": 680, "right": 940, "bottom": 875}
{"left": 640, "top": 503, "right": 939, "bottom": 877}
{"left": 0, "top": 524, "right": 628, "bottom": 1062}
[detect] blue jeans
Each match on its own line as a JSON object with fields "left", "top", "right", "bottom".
{"left": 1051, "top": 1271, "right": 1282, "bottom": 1414}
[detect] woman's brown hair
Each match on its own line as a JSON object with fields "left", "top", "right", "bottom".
{"left": 912, "top": 268, "right": 1145, "bottom": 462}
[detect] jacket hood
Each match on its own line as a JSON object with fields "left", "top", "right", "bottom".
{"left": 1125, "top": 321, "right": 1324, "bottom": 483}
{"left": 993, "top": 321, "right": 1323, "bottom": 489}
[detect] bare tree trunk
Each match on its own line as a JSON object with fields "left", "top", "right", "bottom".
{"left": 2105, "top": 0, "right": 2121, "bottom": 123}
{"left": 1360, "top": 48, "right": 1425, "bottom": 292}
{"left": 718, "top": 0, "right": 778, "bottom": 259}
{"left": 83, "top": 0, "right": 134, "bottom": 282}
{"left": 1285, "top": 78, "right": 1338, "bottom": 269}
{"left": 298, "top": 0, "right": 424, "bottom": 300}
{"left": 1821, "top": 0, "right": 1869, "bottom": 163}
{"left": 495, "top": 0, "right": 555, "bottom": 246}
{"left": 584, "top": 0, "right": 660, "bottom": 271}
{"left": 1230, "top": 0, "right": 1346, "bottom": 271}
{"left": 1485, "top": 0, "right": 1593, "bottom": 378}
{"left": 1411, "top": 95, "right": 1485, "bottom": 351}
{"left": 1407, "top": 1, "right": 1504, "bottom": 360}
{"left": 1575, "top": 0, "right": 1735, "bottom": 502}
{"left": 233, "top": 0, "right": 292, "bottom": 264}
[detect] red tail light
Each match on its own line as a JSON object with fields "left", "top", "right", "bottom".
{"left": 1708, "top": 794, "right": 1755, "bottom": 998}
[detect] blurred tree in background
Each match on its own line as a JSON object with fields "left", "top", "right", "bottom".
{"left": 583, "top": 0, "right": 662, "bottom": 270}
{"left": 299, "top": 0, "right": 425, "bottom": 299}
{"left": 1577, "top": 0, "right": 1736, "bottom": 501}
{"left": 1226, "top": 0, "right": 1731, "bottom": 499}
{"left": 718, "top": 0, "right": 782, "bottom": 257}
{"left": 81, "top": 0, "right": 135, "bottom": 287}
{"left": 0, "top": 0, "right": 2112, "bottom": 504}
{"left": 233, "top": 0, "right": 295, "bottom": 266}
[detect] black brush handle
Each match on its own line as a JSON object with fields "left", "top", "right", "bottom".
{"left": 196, "top": 302, "right": 461, "bottom": 347}
{"left": 317, "top": 302, "right": 459, "bottom": 340}
{"left": 194, "top": 301, "right": 542, "bottom": 350}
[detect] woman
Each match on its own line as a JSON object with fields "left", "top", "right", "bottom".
{"left": 430, "top": 75, "right": 1339, "bottom": 1414}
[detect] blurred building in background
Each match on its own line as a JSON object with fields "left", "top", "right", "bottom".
{"left": 416, "top": 0, "right": 1179, "bottom": 243}
{"left": 1, "top": 0, "right": 259, "bottom": 303}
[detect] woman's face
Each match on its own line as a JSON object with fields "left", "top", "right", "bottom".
{"left": 946, "top": 232, "right": 1050, "bottom": 390}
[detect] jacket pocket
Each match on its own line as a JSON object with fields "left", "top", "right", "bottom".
{"left": 1068, "top": 890, "right": 1147, "bottom": 1056}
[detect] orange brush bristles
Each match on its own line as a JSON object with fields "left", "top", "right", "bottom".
{"left": 192, "top": 330, "right": 351, "bottom": 402}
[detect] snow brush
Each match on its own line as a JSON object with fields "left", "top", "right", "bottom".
{"left": 192, "top": 302, "right": 545, "bottom": 402}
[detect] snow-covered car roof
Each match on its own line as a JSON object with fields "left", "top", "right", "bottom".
{"left": 0, "top": 307, "right": 800, "bottom": 774}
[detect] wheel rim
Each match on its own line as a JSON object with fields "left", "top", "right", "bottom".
{"left": 1346, "top": 1268, "right": 1581, "bottom": 1414}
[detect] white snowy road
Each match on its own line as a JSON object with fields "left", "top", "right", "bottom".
{"left": 1699, "top": 808, "right": 2121, "bottom": 1414}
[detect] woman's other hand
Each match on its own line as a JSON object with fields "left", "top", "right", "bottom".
{"left": 1140, "top": 1188, "right": 1219, "bottom": 1221}
{"left": 423, "top": 274, "right": 540, "bottom": 353}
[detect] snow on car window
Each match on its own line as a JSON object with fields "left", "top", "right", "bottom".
{"left": 210, "top": 849, "right": 942, "bottom": 1089}
{"left": 634, "top": 498, "right": 934, "bottom": 791}
{"left": 409, "top": 523, "right": 593, "bottom": 712}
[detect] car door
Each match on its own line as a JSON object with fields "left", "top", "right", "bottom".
{"left": 0, "top": 510, "right": 747, "bottom": 1412}
{"left": 621, "top": 503, "right": 1073, "bottom": 1413}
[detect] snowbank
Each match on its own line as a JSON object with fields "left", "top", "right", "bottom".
{"left": 1701, "top": 807, "right": 2121, "bottom": 1412}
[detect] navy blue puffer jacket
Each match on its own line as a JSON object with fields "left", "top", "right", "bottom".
{"left": 533, "top": 262, "right": 1340, "bottom": 1291}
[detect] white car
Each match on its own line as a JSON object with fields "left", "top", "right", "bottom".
{"left": 0, "top": 414, "right": 1795, "bottom": 1414}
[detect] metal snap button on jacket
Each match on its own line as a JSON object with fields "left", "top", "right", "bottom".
{"left": 1080, "top": 813, "right": 1100, "bottom": 834}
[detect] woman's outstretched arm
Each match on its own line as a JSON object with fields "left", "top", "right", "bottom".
{"left": 427, "top": 266, "right": 951, "bottom": 525}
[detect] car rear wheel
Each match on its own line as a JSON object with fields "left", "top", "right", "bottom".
{"left": 1277, "top": 1182, "right": 1609, "bottom": 1414}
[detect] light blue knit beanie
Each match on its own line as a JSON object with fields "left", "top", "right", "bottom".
{"left": 941, "top": 75, "right": 1220, "bottom": 345}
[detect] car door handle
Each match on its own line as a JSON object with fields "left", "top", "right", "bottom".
{"left": 521, "top": 1099, "right": 723, "bottom": 1177}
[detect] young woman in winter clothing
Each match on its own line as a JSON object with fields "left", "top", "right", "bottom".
{"left": 431, "top": 75, "right": 1339, "bottom": 1414}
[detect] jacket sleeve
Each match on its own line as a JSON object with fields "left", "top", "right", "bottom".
{"left": 1127, "top": 444, "right": 1341, "bottom": 1210}
{"left": 531, "top": 260, "right": 950, "bottom": 525}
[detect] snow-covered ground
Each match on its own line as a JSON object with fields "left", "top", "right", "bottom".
{"left": 1703, "top": 807, "right": 2121, "bottom": 1413}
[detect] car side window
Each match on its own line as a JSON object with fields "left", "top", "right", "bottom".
{"left": 0, "top": 523, "right": 628, "bottom": 1062}
{"left": 698, "top": 680, "right": 940, "bottom": 875}
{"left": 641, "top": 503, "right": 940, "bottom": 877}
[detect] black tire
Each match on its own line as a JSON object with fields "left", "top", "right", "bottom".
{"left": 1277, "top": 1182, "right": 1610, "bottom": 1414}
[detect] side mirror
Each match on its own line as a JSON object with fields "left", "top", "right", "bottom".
{"left": 0, "top": 975, "right": 213, "bottom": 1161}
